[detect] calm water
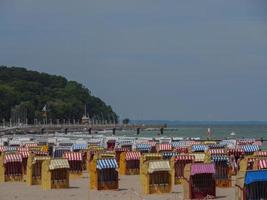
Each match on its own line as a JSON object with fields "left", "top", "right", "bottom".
{"left": 113, "top": 125, "right": 267, "bottom": 138}
{"left": 111, "top": 125, "right": 267, "bottom": 148}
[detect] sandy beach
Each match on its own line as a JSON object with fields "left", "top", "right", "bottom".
{"left": 0, "top": 173, "right": 235, "bottom": 200}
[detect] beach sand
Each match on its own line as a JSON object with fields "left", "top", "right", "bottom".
{"left": 0, "top": 173, "right": 235, "bottom": 200}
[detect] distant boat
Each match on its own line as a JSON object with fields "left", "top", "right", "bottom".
{"left": 230, "top": 132, "right": 236, "bottom": 136}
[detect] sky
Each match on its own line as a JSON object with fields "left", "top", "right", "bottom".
{"left": 1, "top": 0, "right": 267, "bottom": 121}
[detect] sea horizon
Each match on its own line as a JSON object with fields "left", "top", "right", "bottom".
{"left": 131, "top": 120, "right": 267, "bottom": 126}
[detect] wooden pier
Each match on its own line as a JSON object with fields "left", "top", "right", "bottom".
{"left": 0, "top": 124, "right": 167, "bottom": 135}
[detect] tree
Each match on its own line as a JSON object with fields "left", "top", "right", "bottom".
{"left": 0, "top": 66, "right": 118, "bottom": 123}
{"left": 122, "top": 118, "right": 130, "bottom": 124}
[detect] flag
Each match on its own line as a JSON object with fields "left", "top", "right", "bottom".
{"left": 208, "top": 128, "right": 212, "bottom": 137}
{"left": 42, "top": 105, "right": 47, "bottom": 112}
{"left": 42, "top": 105, "right": 47, "bottom": 117}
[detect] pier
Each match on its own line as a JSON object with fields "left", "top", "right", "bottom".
{"left": 0, "top": 124, "right": 167, "bottom": 135}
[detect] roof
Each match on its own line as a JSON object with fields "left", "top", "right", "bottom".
{"left": 148, "top": 160, "right": 171, "bottom": 173}
{"left": 255, "top": 151, "right": 267, "bottom": 157}
{"left": 245, "top": 170, "right": 267, "bottom": 185}
{"left": 208, "top": 149, "right": 226, "bottom": 155}
{"left": 32, "top": 156, "right": 50, "bottom": 164}
{"left": 20, "top": 151, "right": 30, "bottom": 158}
{"left": 17, "top": 147, "right": 30, "bottom": 158}
{"left": 125, "top": 152, "right": 141, "bottom": 160}
{"left": 191, "top": 163, "right": 215, "bottom": 175}
{"left": 253, "top": 141, "right": 263, "bottom": 146}
{"left": 175, "top": 155, "right": 195, "bottom": 161}
{"left": 115, "top": 147, "right": 130, "bottom": 152}
{"left": 117, "top": 140, "right": 133, "bottom": 145}
{"left": 211, "top": 155, "right": 229, "bottom": 162}
{"left": 208, "top": 144, "right": 226, "bottom": 149}
{"left": 158, "top": 144, "right": 172, "bottom": 151}
{"left": 53, "top": 146, "right": 72, "bottom": 150}
{"left": 24, "top": 143, "right": 38, "bottom": 148}
{"left": 248, "top": 157, "right": 257, "bottom": 163}
{"left": 259, "top": 160, "right": 267, "bottom": 169}
{"left": 241, "top": 145, "right": 259, "bottom": 153}
{"left": 49, "top": 159, "right": 70, "bottom": 170}
{"left": 98, "top": 153, "right": 115, "bottom": 159}
{"left": 96, "top": 158, "right": 118, "bottom": 170}
{"left": 88, "top": 139, "right": 102, "bottom": 145}
{"left": 106, "top": 139, "right": 116, "bottom": 143}
{"left": 220, "top": 139, "right": 236, "bottom": 147}
{"left": 17, "top": 147, "right": 29, "bottom": 152}
{"left": 32, "top": 150, "right": 48, "bottom": 156}
{"left": 58, "top": 142, "right": 73, "bottom": 147}
{"left": 5, "top": 146, "right": 18, "bottom": 152}
{"left": 89, "top": 146, "right": 104, "bottom": 151}
{"left": 190, "top": 153, "right": 205, "bottom": 162}
{"left": 143, "top": 153, "right": 162, "bottom": 159}
{"left": 203, "top": 141, "right": 216, "bottom": 144}
{"left": 28, "top": 146, "right": 42, "bottom": 151}
{"left": 135, "top": 143, "right": 152, "bottom": 151}
{"left": 4, "top": 154, "right": 22, "bottom": 164}
{"left": 238, "top": 139, "right": 255, "bottom": 145}
{"left": 185, "top": 141, "right": 201, "bottom": 146}
{"left": 175, "top": 146, "right": 189, "bottom": 153}
{"left": 0, "top": 146, "right": 6, "bottom": 152}
{"left": 63, "top": 152, "right": 82, "bottom": 161}
{"left": 191, "top": 145, "right": 207, "bottom": 152}
{"left": 72, "top": 144, "right": 87, "bottom": 151}
{"left": 147, "top": 141, "right": 157, "bottom": 147}
{"left": 172, "top": 141, "right": 186, "bottom": 148}
{"left": 227, "top": 148, "right": 244, "bottom": 155}
{"left": 162, "top": 152, "right": 178, "bottom": 158}
{"left": 53, "top": 147, "right": 71, "bottom": 158}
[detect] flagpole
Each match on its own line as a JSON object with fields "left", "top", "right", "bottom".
{"left": 42, "top": 105, "right": 48, "bottom": 125}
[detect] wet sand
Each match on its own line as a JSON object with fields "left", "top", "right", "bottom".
{"left": 0, "top": 173, "right": 235, "bottom": 200}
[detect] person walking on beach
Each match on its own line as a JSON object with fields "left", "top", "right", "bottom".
{"left": 229, "top": 154, "right": 237, "bottom": 175}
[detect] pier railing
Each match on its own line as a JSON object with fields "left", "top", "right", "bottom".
{"left": 0, "top": 123, "right": 167, "bottom": 134}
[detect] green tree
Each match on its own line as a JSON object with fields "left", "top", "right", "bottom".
{"left": 0, "top": 66, "right": 118, "bottom": 123}
{"left": 122, "top": 118, "right": 130, "bottom": 124}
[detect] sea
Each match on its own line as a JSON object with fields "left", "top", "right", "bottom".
{"left": 108, "top": 122, "right": 267, "bottom": 149}
{"left": 115, "top": 125, "right": 267, "bottom": 138}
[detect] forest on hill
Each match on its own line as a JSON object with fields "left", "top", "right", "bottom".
{"left": 0, "top": 66, "right": 118, "bottom": 124}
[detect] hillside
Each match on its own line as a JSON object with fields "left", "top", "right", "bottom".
{"left": 0, "top": 66, "right": 118, "bottom": 123}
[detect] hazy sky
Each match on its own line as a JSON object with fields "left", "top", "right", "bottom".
{"left": 1, "top": 0, "right": 267, "bottom": 120}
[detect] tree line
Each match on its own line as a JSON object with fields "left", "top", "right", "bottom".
{"left": 0, "top": 66, "right": 118, "bottom": 124}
